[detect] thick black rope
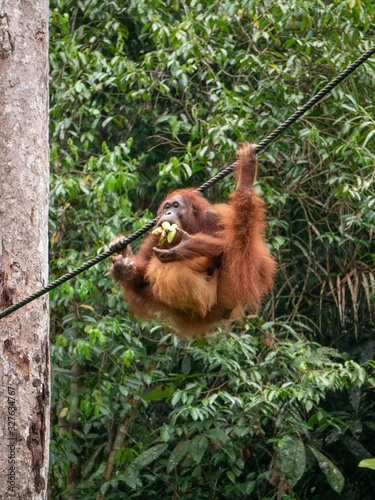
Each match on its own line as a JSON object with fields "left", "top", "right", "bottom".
{"left": 1, "top": 44, "right": 375, "bottom": 321}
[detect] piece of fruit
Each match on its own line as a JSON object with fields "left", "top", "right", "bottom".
{"left": 153, "top": 221, "right": 179, "bottom": 246}
{"left": 161, "top": 221, "right": 171, "bottom": 231}
{"left": 167, "top": 224, "right": 178, "bottom": 243}
{"left": 158, "top": 230, "right": 167, "bottom": 246}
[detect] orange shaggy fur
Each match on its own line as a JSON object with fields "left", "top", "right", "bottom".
{"left": 110, "top": 143, "right": 276, "bottom": 337}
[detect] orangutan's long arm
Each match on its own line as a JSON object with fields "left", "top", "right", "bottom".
{"left": 153, "top": 230, "right": 224, "bottom": 263}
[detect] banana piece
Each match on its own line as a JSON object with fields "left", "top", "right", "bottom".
{"left": 152, "top": 222, "right": 179, "bottom": 245}
{"left": 161, "top": 221, "right": 171, "bottom": 231}
{"left": 158, "top": 230, "right": 167, "bottom": 246}
{"left": 167, "top": 224, "right": 178, "bottom": 243}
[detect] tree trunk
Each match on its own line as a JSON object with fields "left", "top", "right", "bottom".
{"left": 0, "top": 0, "right": 50, "bottom": 498}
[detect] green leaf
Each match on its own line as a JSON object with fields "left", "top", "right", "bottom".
{"left": 358, "top": 458, "right": 375, "bottom": 470}
{"left": 190, "top": 436, "right": 208, "bottom": 465}
{"left": 305, "top": 400, "right": 313, "bottom": 412}
{"left": 181, "top": 355, "right": 191, "bottom": 375}
{"left": 123, "top": 349, "right": 134, "bottom": 368}
{"left": 59, "top": 407, "right": 68, "bottom": 419}
{"left": 100, "top": 482, "right": 109, "bottom": 495}
{"left": 206, "top": 429, "right": 230, "bottom": 445}
{"left": 160, "top": 425, "right": 171, "bottom": 442}
{"left": 190, "top": 407, "right": 199, "bottom": 420}
{"left": 363, "top": 128, "right": 375, "bottom": 148}
{"left": 308, "top": 446, "right": 345, "bottom": 493}
{"left": 167, "top": 441, "right": 191, "bottom": 472}
{"left": 261, "top": 321, "right": 275, "bottom": 330}
{"left": 129, "top": 444, "right": 168, "bottom": 471}
{"left": 118, "top": 473, "right": 142, "bottom": 489}
{"left": 226, "top": 470, "right": 236, "bottom": 483}
{"left": 279, "top": 437, "right": 306, "bottom": 486}
{"left": 170, "top": 391, "right": 181, "bottom": 407}
{"left": 144, "top": 385, "right": 172, "bottom": 401}
{"left": 104, "top": 174, "right": 116, "bottom": 191}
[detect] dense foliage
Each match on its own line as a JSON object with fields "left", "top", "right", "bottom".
{"left": 48, "top": 0, "right": 375, "bottom": 498}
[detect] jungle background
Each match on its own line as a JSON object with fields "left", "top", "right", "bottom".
{"left": 48, "top": 0, "right": 375, "bottom": 498}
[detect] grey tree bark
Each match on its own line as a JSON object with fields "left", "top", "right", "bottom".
{"left": 0, "top": 0, "right": 50, "bottom": 498}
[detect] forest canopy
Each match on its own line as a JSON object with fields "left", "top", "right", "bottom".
{"left": 48, "top": 1, "right": 375, "bottom": 498}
